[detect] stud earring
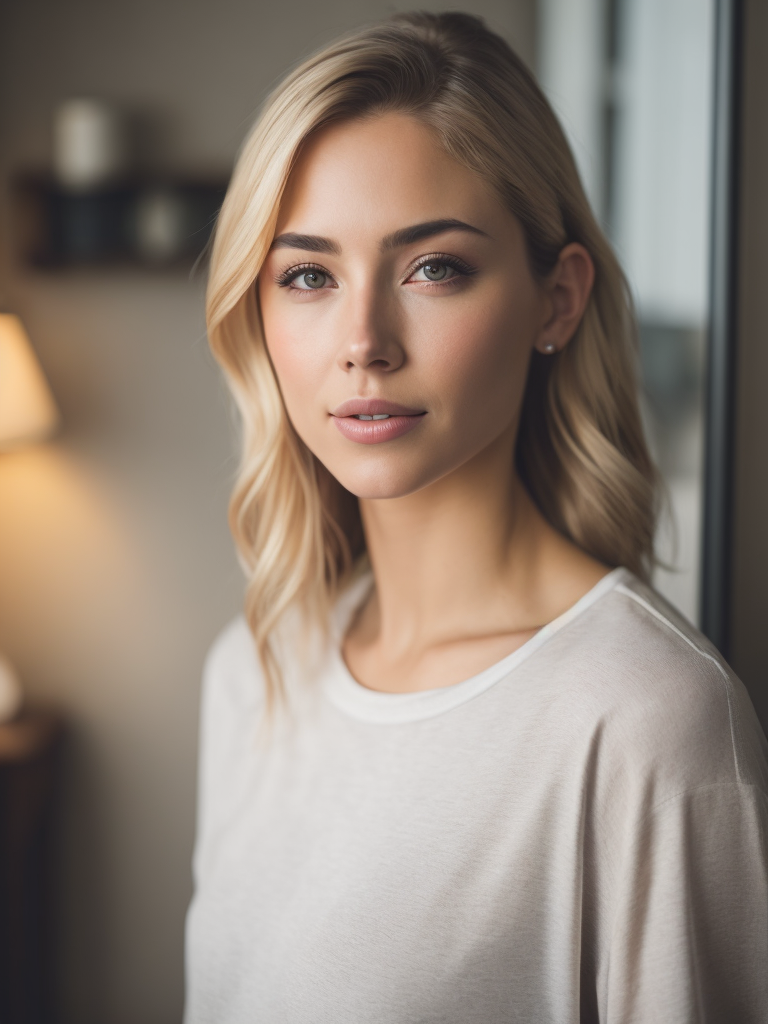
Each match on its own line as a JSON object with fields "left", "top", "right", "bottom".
{"left": 543, "top": 343, "right": 557, "bottom": 355}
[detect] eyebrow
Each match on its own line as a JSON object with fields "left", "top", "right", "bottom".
{"left": 269, "top": 232, "right": 340, "bottom": 255}
{"left": 269, "top": 219, "right": 488, "bottom": 256}
{"left": 382, "top": 218, "right": 488, "bottom": 250}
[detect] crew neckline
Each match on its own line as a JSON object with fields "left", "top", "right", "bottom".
{"left": 321, "top": 566, "right": 631, "bottom": 724}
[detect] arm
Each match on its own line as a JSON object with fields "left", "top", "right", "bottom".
{"left": 191, "top": 616, "right": 262, "bottom": 887}
{"left": 599, "top": 782, "right": 768, "bottom": 1023}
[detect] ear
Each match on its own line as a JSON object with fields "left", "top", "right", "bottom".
{"left": 534, "top": 243, "right": 595, "bottom": 355}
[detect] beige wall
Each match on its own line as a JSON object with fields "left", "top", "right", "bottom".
{"left": 731, "top": 0, "right": 768, "bottom": 731}
{"left": 0, "top": 3, "right": 536, "bottom": 1022}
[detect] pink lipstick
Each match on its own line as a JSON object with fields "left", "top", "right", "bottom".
{"left": 330, "top": 399, "right": 426, "bottom": 445}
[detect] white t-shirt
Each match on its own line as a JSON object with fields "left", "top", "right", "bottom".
{"left": 184, "top": 567, "right": 768, "bottom": 1023}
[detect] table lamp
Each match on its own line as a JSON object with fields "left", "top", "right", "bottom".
{"left": 0, "top": 313, "right": 60, "bottom": 721}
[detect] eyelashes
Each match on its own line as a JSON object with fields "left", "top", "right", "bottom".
{"left": 407, "top": 253, "right": 477, "bottom": 283}
{"left": 274, "top": 262, "right": 329, "bottom": 289}
{"left": 273, "top": 252, "right": 478, "bottom": 290}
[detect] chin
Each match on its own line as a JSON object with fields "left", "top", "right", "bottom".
{"left": 333, "top": 472, "right": 422, "bottom": 501}
{"left": 324, "top": 449, "right": 458, "bottom": 501}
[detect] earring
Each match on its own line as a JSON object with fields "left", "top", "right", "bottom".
{"left": 543, "top": 343, "right": 557, "bottom": 355}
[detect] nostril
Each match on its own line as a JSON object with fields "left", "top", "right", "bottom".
{"left": 345, "top": 357, "right": 390, "bottom": 370}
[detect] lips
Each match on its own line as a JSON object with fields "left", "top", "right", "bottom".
{"left": 330, "top": 398, "right": 426, "bottom": 445}
{"left": 331, "top": 399, "right": 425, "bottom": 418}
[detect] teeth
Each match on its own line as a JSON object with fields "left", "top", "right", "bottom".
{"left": 356, "top": 414, "right": 390, "bottom": 420}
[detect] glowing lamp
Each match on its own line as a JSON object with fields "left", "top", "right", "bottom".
{"left": 0, "top": 313, "right": 59, "bottom": 720}
{"left": 0, "top": 314, "right": 59, "bottom": 449}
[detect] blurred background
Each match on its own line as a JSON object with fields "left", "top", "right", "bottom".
{"left": 0, "top": 1, "right": 765, "bottom": 1022}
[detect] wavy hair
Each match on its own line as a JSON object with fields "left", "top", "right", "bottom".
{"left": 206, "top": 11, "right": 659, "bottom": 700}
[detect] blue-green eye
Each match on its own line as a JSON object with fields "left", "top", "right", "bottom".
{"left": 294, "top": 270, "right": 327, "bottom": 290}
{"left": 274, "top": 264, "right": 333, "bottom": 290}
{"left": 407, "top": 255, "right": 476, "bottom": 285}
{"left": 411, "top": 262, "right": 454, "bottom": 283}
{"left": 421, "top": 263, "right": 450, "bottom": 281}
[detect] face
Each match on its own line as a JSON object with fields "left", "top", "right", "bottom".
{"left": 258, "top": 113, "right": 560, "bottom": 500}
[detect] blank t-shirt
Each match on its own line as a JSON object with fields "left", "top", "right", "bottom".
{"left": 184, "top": 567, "right": 768, "bottom": 1023}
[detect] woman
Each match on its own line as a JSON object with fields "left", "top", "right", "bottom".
{"left": 185, "top": 12, "right": 768, "bottom": 1022}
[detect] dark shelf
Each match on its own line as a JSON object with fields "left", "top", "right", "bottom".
{"left": 11, "top": 172, "right": 228, "bottom": 271}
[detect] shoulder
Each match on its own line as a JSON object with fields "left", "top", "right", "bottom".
{"left": 197, "top": 616, "right": 268, "bottom": 775}
{"left": 543, "top": 570, "right": 768, "bottom": 797}
{"left": 199, "top": 603, "right": 315, "bottom": 727}
{"left": 202, "top": 615, "right": 262, "bottom": 712}
{"left": 192, "top": 618, "right": 263, "bottom": 881}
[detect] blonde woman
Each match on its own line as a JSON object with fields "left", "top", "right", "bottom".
{"left": 185, "top": 12, "right": 768, "bottom": 1023}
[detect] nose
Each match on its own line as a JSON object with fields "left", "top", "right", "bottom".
{"left": 336, "top": 284, "right": 405, "bottom": 374}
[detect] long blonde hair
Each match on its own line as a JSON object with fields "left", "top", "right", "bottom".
{"left": 207, "top": 11, "right": 659, "bottom": 697}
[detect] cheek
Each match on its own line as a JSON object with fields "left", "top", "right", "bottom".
{"left": 422, "top": 288, "right": 536, "bottom": 424}
{"left": 260, "top": 296, "right": 329, "bottom": 422}
{"left": 267, "top": 334, "right": 323, "bottom": 406}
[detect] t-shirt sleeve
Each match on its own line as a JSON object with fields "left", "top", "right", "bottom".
{"left": 191, "top": 617, "right": 263, "bottom": 888}
{"left": 599, "top": 780, "right": 768, "bottom": 1022}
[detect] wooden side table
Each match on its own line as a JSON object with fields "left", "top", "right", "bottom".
{"left": 0, "top": 713, "right": 64, "bottom": 1024}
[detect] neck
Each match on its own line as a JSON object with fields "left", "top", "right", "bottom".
{"left": 357, "top": 430, "right": 553, "bottom": 656}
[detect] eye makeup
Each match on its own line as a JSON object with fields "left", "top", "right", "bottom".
{"left": 273, "top": 251, "right": 479, "bottom": 292}
{"left": 274, "top": 262, "right": 334, "bottom": 289}
{"left": 402, "top": 252, "right": 478, "bottom": 285}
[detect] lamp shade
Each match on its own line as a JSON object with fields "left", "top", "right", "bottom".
{"left": 0, "top": 314, "right": 59, "bottom": 448}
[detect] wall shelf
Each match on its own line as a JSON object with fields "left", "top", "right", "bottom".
{"left": 11, "top": 173, "right": 228, "bottom": 271}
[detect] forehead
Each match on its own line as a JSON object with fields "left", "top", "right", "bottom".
{"left": 274, "top": 112, "right": 510, "bottom": 243}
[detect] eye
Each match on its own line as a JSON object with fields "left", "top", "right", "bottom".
{"left": 292, "top": 269, "right": 328, "bottom": 290}
{"left": 405, "top": 254, "right": 476, "bottom": 286}
{"left": 410, "top": 262, "right": 456, "bottom": 283}
{"left": 426, "top": 263, "right": 452, "bottom": 281}
{"left": 274, "top": 263, "right": 335, "bottom": 291}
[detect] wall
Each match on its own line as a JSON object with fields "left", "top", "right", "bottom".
{"left": 0, "top": 2, "right": 536, "bottom": 1022}
{"left": 731, "top": 0, "right": 768, "bottom": 730}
